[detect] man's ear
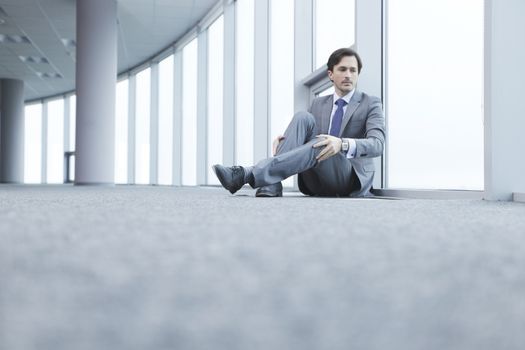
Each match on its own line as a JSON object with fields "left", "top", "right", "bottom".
{"left": 327, "top": 70, "right": 333, "bottom": 82}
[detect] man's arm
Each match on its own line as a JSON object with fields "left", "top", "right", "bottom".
{"left": 352, "top": 96, "right": 385, "bottom": 158}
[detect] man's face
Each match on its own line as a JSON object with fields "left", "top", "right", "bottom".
{"left": 328, "top": 55, "right": 359, "bottom": 96}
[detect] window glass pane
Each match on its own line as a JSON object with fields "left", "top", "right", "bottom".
{"left": 314, "top": 0, "right": 355, "bottom": 69}
{"left": 47, "top": 98, "right": 64, "bottom": 184}
{"left": 182, "top": 38, "right": 198, "bottom": 186}
{"left": 207, "top": 15, "right": 224, "bottom": 185}
{"left": 115, "top": 79, "right": 129, "bottom": 184}
{"left": 135, "top": 68, "right": 151, "bottom": 184}
{"left": 68, "top": 95, "right": 76, "bottom": 152}
{"left": 318, "top": 86, "right": 334, "bottom": 97}
{"left": 24, "top": 104, "right": 42, "bottom": 184}
{"left": 158, "top": 55, "right": 174, "bottom": 185}
{"left": 235, "top": 0, "right": 254, "bottom": 166}
{"left": 270, "top": 0, "right": 294, "bottom": 188}
{"left": 387, "top": 0, "right": 483, "bottom": 190}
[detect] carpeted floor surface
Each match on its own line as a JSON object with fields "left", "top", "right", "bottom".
{"left": 1, "top": 184, "right": 525, "bottom": 350}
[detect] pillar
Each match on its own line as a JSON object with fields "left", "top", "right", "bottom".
{"left": 0, "top": 79, "right": 24, "bottom": 183}
{"left": 484, "top": 0, "right": 525, "bottom": 200}
{"left": 75, "top": 0, "right": 117, "bottom": 184}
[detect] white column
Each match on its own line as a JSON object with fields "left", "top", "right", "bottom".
{"left": 0, "top": 79, "right": 24, "bottom": 183}
{"left": 484, "top": 0, "right": 525, "bottom": 200}
{"left": 254, "top": 0, "right": 270, "bottom": 162}
{"left": 75, "top": 0, "right": 117, "bottom": 185}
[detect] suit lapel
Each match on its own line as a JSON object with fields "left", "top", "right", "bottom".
{"left": 321, "top": 95, "right": 333, "bottom": 134}
{"left": 339, "top": 90, "right": 362, "bottom": 137}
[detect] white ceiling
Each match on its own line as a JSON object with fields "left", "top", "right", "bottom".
{"left": 0, "top": 0, "right": 218, "bottom": 101}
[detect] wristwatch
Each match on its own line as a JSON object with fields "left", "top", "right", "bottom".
{"left": 341, "top": 138, "right": 350, "bottom": 152}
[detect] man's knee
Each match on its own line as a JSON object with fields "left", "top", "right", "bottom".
{"left": 293, "top": 111, "right": 315, "bottom": 126}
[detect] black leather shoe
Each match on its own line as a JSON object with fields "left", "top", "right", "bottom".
{"left": 255, "top": 182, "right": 283, "bottom": 197}
{"left": 212, "top": 164, "right": 246, "bottom": 194}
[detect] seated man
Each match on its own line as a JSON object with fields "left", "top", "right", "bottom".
{"left": 213, "top": 48, "right": 385, "bottom": 198}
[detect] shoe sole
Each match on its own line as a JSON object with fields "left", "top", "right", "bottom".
{"left": 255, "top": 191, "right": 283, "bottom": 197}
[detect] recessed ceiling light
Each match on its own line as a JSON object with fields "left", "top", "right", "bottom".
{"left": 36, "top": 72, "right": 63, "bottom": 79}
{"left": 61, "top": 38, "right": 76, "bottom": 48}
{"left": 19, "top": 56, "right": 49, "bottom": 64}
{"left": 0, "top": 34, "right": 31, "bottom": 44}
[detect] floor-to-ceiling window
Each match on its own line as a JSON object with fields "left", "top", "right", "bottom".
{"left": 314, "top": 0, "right": 356, "bottom": 69}
{"left": 207, "top": 15, "right": 224, "bottom": 185}
{"left": 158, "top": 55, "right": 174, "bottom": 186}
{"left": 387, "top": 0, "right": 484, "bottom": 190}
{"left": 235, "top": 0, "right": 254, "bottom": 167}
{"left": 270, "top": 0, "right": 294, "bottom": 187}
{"left": 182, "top": 38, "right": 198, "bottom": 186}
{"left": 67, "top": 95, "right": 76, "bottom": 181}
{"left": 24, "top": 103, "right": 43, "bottom": 184}
{"left": 115, "top": 79, "right": 129, "bottom": 184}
{"left": 135, "top": 68, "right": 151, "bottom": 185}
{"left": 46, "top": 98, "right": 64, "bottom": 184}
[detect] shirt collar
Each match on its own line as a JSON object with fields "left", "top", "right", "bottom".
{"left": 333, "top": 89, "right": 355, "bottom": 105}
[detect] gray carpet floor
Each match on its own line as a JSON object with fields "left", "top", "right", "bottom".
{"left": 1, "top": 184, "right": 525, "bottom": 350}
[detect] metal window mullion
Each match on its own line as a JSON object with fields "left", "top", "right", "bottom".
{"left": 196, "top": 30, "right": 208, "bottom": 185}
{"left": 172, "top": 50, "right": 183, "bottom": 186}
{"left": 63, "top": 97, "right": 70, "bottom": 152}
{"left": 127, "top": 75, "right": 136, "bottom": 184}
{"left": 150, "top": 62, "right": 160, "bottom": 185}
{"left": 355, "top": 0, "right": 383, "bottom": 189}
{"left": 63, "top": 96, "right": 70, "bottom": 183}
{"left": 253, "top": 0, "right": 270, "bottom": 162}
{"left": 223, "top": 2, "right": 235, "bottom": 167}
{"left": 41, "top": 101, "right": 48, "bottom": 184}
{"left": 294, "top": 0, "right": 314, "bottom": 190}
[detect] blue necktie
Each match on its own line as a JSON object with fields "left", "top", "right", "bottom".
{"left": 329, "top": 98, "right": 347, "bottom": 136}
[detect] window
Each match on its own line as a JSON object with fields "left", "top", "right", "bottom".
{"left": 314, "top": 0, "right": 356, "bottom": 69}
{"left": 135, "top": 68, "right": 151, "bottom": 185}
{"left": 158, "top": 55, "right": 174, "bottom": 185}
{"left": 235, "top": 0, "right": 254, "bottom": 166}
{"left": 68, "top": 95, "right": 76, "bottom": 152}
{"left": 67, "top": 95, "right": 76, "bottom": 181}
{"left": 182, "top": 39, "right": 198, "bottom": 186}
{"left": 115, "top": 79, "right": 129, "bottom": 184}
{"left": 207, "top": 16, "right": 224, "bottom": 185}
{"left": 46, "top": 98, "right": 64, "bottom": 184}
{"left": 24, "top": 103, "right": 42, "bottom": 184}
{"left": 270, "top": 0, "right": 294, "bottom": 187}
{"left": 387, "top": 0, "right": 484, "bottom": 190}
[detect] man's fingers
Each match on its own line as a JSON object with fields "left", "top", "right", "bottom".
{"left": 313, "top": 139, "right": 329, "bottom": 148}
{"left": 316, "top": 145, "right": 331, "bottom": 161}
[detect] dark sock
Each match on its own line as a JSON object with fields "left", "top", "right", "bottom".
{"left": 243, "top": 166, "right": 254, "bottom": 185}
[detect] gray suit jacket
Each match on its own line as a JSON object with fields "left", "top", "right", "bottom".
{"left": 306, "top": 90, "right": 386, "bottom": 196}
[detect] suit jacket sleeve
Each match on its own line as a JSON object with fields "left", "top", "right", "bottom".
{"left": 354, "top": 96, "right": 385, "bottom": 158}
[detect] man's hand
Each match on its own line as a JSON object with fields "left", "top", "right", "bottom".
{"left": 272, "top": 135, "right": 285, "bottom": 156}
{"left": 313, "top": 134, "right": 342, "bottom": 161}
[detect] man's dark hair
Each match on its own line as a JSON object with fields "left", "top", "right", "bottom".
{"left": 327, "top": 48, "right": 363, "bottom": 74}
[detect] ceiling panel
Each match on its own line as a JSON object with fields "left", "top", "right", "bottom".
{"left": 0, "top": 0, "right": 218, "bottom": 101}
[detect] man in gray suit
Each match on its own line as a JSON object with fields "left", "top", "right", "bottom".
{"left": 213, "top": 48, "right": 385, "bottom": 197}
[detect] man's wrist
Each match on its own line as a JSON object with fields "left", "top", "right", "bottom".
{"left": 340, "top": 138, "right": 350, "bottom": 152}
